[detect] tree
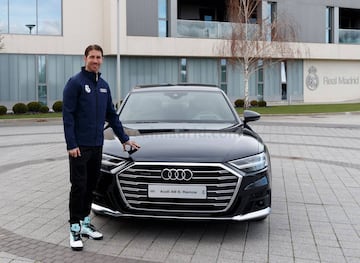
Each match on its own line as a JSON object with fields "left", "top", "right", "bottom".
{"left": 221, "top": 0, "right": 299, "bottom": 108}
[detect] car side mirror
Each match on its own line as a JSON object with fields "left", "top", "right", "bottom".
{"left": 243, "top": 110, "right": 261, "bottom": 124}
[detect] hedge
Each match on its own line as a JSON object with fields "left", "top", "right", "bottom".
{"left": 12, "top": 103, "right": 28, "bottom": 114}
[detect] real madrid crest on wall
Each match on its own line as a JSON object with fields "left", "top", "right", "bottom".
{"left": 306, "top": 66, "right": 319, "bottom": 91}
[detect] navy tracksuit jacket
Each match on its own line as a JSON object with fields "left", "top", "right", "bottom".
{"left": 62, "top": 67, "right": 129, "bottom": 150}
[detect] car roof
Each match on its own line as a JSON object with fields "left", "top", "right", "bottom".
{"left": 131, "top": 84, "right": 221, "bottom": 93}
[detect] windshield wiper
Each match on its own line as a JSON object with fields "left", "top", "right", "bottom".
{"left": 131, "top": 121, "right": 161, "bottom": 123}
{"left": 220, "top": 122, "right": 242, "bottom": 131}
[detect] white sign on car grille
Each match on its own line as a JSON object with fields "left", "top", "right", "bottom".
{"left": 148, "top": 184, "right": 207, "bottom": 199}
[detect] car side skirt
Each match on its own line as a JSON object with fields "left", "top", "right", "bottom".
{"left": 91, "top": 203, "right": 271, "bottom": 221}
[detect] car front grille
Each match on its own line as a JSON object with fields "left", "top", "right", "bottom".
{"left": 116, "top": 162, "right": 241, "bottom": 214}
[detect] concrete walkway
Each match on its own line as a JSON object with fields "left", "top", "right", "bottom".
{"left": 0, "top": 113, "right": 359, "bottom": 262}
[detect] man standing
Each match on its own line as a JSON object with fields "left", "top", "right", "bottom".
{"left": 63, "top": 44, "right": 140, "bottom": 251}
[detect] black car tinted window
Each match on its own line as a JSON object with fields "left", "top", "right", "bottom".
{"left": 120, "top": 90, "right": 236, "bottom": 123}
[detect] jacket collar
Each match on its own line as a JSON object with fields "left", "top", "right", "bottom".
{"left": 81, "top": 66, "right": 102, "bottom": 83}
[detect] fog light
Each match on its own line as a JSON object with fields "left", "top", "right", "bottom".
{"left": 257, "top": 200, "right": 265, "bottom": 206}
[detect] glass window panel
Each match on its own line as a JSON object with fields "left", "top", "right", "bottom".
{"left": 158, "top": 0, "right": 167, "bottom": 19}
{"left": 159, "top": 20, "right": 167, "bottom": 37}
{"left": 221, "top": 68, "right": 226, "bottom": 82}
{"left": 0, "top": 0, "right": 8, "bottom": 33}
{"left": 257, "top": 83, "right": 263, "bottom": 101}
{"left": 326, "top": 7, "right": 333, "bottom": 43}
{"left": 180, "top": 58, "right": 187, "bottom": 82}
{"left": 181, "top": 58, "right": 186, "bottom": 68}
{"left": 38, "top": 85, "right": 47, "bottom": 105}
{"left": 9, "top": 0, "right": 36, "bottom": 34}
{"left": 181, "top": 70, "right": 187, "bottom": 82}
{"left": 38, "top": 0, "right": 62, "bottom": 35}
{"left": 281, "top": 61, "right": 286, "bottom": 83}
{"left": 158, "top": 0, "right": 167, "bottom": 37}
{"left": 204, "top": 15, "right": 212, "bottom": 22}
{"left": 220, "top": 84, "right": 227, "bottom": 93}
{"left": 326, "top": 8, "right": 330, "bottom": 27}
{"left": 38, "top": 55, "right": 46, "bottom": 83}
{"left": 221, "top": 59, "right": 226, "bottom": 82}
{"left": 326, "top": 30, "right": 331, "bottom": 43}
{"left": 270, "top": 2, "right": 277, "bottom": 22}
{"left": 258, "top": 68, "right": 263, "bottom": 82}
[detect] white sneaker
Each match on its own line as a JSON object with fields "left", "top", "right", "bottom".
{"left": 80, "top": 216, "right": 103, "bottom": 240}
{"left": 70, "top": 223, "right": 83, "bottom": 251}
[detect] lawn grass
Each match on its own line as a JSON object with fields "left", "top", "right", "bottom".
{"left": 0, "top": 112, "right": 62, "bottom": 119}
{"left": 235, "top": 103, "right": 360, "bottom": 115}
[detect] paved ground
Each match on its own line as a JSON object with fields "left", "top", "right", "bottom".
{"left": 0, "top": 112, "right": 360, "bottom": 263}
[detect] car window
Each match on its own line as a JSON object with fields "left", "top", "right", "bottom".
{"left": 120, "top": 90, "right": 237, "bottom": 123}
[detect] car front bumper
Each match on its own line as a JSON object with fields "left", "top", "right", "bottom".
{"left": 91, "top": 203, "right": 271, "bottom": 221}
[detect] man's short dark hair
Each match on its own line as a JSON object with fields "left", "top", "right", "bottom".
{"left": 84, "top": 44, "right": 103, "bottom": 57}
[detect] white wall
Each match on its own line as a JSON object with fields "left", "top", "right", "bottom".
{"left": 304, "top": 60, "right": 360, "bottom": 103}
{"left": 3, "top": 0, "right": 360, "bottom": 61}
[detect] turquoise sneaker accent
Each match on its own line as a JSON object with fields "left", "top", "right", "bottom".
{"left": 83, "top": 216, "right": 91, "bottom": 225}
{"left": 80, "top": 216, "right": 103, "bottom": 240}
{"left": 70, "top": 223, "right": 83, "bottom": 251}
{"left": 71, "top": 223, "right": 81, "bottom": 232}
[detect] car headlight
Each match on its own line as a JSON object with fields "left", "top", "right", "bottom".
{"left": 229, "top": 152, "right": 268, "bottom": 173}
{"left": 102, "top": 153, "right": 128, "bottom": 174}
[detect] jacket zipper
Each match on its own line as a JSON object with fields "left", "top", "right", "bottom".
{"left": 95, "top": 73, "right": 98, "bottom": 144}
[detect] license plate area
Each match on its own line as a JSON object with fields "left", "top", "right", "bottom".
{"left": 148, "top": 184, "right": 207, "bottom": 199}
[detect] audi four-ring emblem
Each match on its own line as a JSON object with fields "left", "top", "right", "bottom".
{"left": 161, "top": 168, "right": 193, "bottom": 181}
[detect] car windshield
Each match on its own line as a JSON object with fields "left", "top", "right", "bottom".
{"left": 120, "top": 89, "right": 237, "bottom": 124}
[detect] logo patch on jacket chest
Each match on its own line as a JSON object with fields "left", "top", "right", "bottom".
{"left": 100, "top": 88, "right": 107, "bottom": 93}
{"left": 84, "top": 85, "right": 91, "bottom": 93}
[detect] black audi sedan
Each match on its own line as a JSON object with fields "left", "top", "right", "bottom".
{"left": 92, "top": 84, "right": 271, "bottom": 221}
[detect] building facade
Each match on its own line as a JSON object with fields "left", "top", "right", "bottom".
{"left": 1, "top": 0, "right": 360, "bottom": 109}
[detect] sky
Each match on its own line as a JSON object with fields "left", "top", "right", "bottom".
{"left": 0, "top": 0, "right": 62, "bottom": 35}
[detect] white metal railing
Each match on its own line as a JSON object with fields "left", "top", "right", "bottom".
{"left": 177, "top": 20, "right": 259, "bottom": 39}
{"left": 339, "top": 28, "right": 360, "bottom": 44}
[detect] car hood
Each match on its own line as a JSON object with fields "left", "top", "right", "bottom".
{"left": 104, "top": 128, "right": 264, "bottom": 163}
